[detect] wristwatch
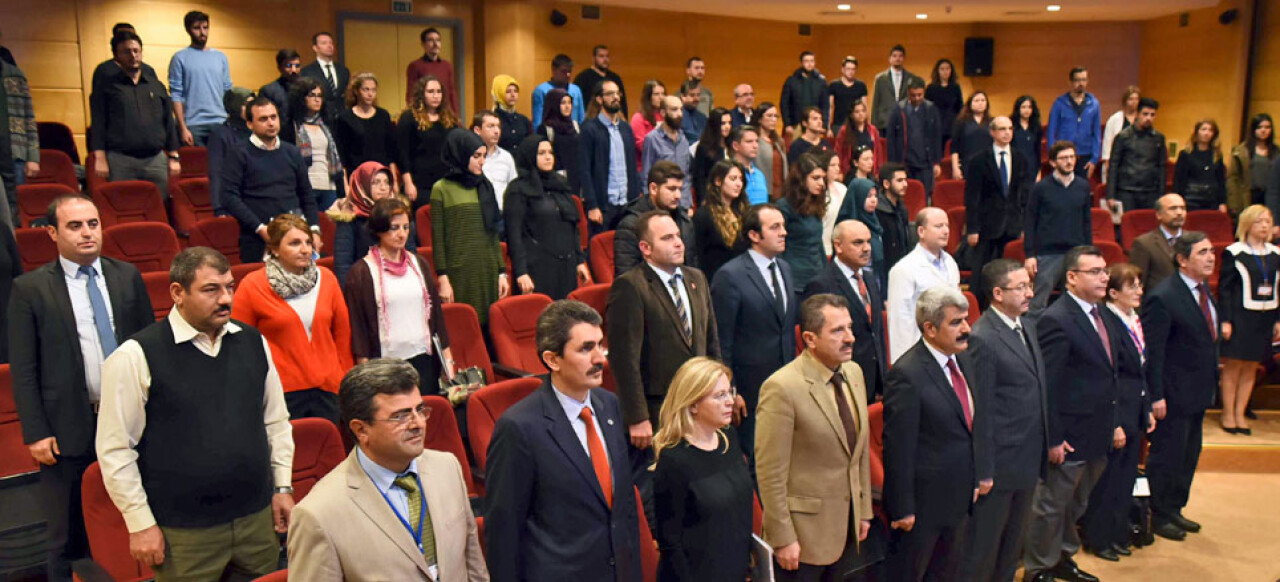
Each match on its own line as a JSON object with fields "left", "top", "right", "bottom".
{"left": 273, "top": 486, "right": 294, "bottom": 495}
{"left": 167, "top": 153, "right": 181, "bottom": 161}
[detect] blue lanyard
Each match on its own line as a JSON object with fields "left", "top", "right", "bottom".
{"left": 1249, "top": 249, "right": 1273, "bottom": 285}
{"left": 364, "top": 467, "right": 427, "bottom": 552}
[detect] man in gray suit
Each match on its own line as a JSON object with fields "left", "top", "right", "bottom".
{"left": 962, "top": 259, "right": 1050, "bottom": 582}
{"left": 871, "top": 44, "right": 919, "bottom": 132}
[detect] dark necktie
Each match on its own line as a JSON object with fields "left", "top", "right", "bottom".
{"left": 669, "top": 273, "right": 691, "bottom": 341}
{"left": 945, "top": 358, "right": 973, "bottom": 430}
{"left": 830, "top": 372, "right": 860, "bottom": 449}
{"left": 998, "top": 150, "right": 1009, "bottom": 197}
{"left": 1090, "top": 305, "right": 1113, "bottom": 365}
{"left": 852, "top": 270, "right": 872, "bottom": 323}
{"left": 1015, "top": 322, "right": 1038, "bottom": 374}
{"left": 323, "top": 63, "right": 336, "bottom": 94}
{"left": 78, "top": 265, "right": 117, "bottom": 356}
{"left": 392, "top": 473, "right": 436, "bottom": 564}
{"left": 1197, "top": 283, "right": 1216, "bottom": 340}
{"left": 769, "top": 261, "right": 785, "bottom": 313}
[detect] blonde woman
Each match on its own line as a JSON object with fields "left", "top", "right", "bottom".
{"left": 652, "top": 357, "right": 753, "bottom": 582}
{"left": 1218, "top": 204, "right": 1280, "bottom": 434}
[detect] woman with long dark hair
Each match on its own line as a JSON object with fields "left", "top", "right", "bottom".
{"left": 504, "top": 135, "right": 592, "bottom": 300}
{"left": 777, "top": 152, "right": 828, "bottom": 292}
{"left": 288, "top": 77, "right": 344, "bottom": 210}
{"left": 537, "top": 88, "right": 582, "bottom": 194}
{"left": 950, "top": 90, "right": 991, "bottom": 180}
{"left": 631, "top": 79, "right": 667, "bottom": 160}
{"left": 754, "top": 102, "right": 789, "bottom": 198}
{"left": 834, "top": 100, "right": 882, "bottom": 176}
{"left": 926, "top": 58, "right": 963, "bottom": 145}
{"left": 397, "top": 75, "right": 459, "bottom": 212}
{"left": 1229, "top": 113, "right": 1277, "bottom": 210}
{"left": 692, "top": 107, "right": 732, "bottom": 205}
{"left": 692, "top": 160, "right": 749, "bottom": 279}
{"left": 1174, "top": 119, "right": 1228, "bottom": 212}
{"left": 334, "top": 72, "right": 399, "bottom": 181}
{"left": 1011, "top": 95, "right": 1043, "bottom": 168}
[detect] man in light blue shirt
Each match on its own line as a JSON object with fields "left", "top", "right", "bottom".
{"left": 168, "top": 11, "right": 232, "bottom": 147}
{"left": 642, "top": 96, "right": 694, "bottom": 209}
{"left": 531, "top": 54, "right": 585, "bottom": 127}
{"left": 729, "top": 125, "right": 769, "bottom": 204}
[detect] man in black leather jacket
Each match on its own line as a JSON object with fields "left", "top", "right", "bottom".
{"left": 1106, "top": 97, "right": 1168, "bottom": 211}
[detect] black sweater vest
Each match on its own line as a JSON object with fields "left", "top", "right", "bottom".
{"left": 134, "top": 318, "right": 273, "bottom": 528}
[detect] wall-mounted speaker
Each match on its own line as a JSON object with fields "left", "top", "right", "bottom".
{"left": 1219, "top": 9, "right": 1239, "bottom": 25}
{"left": 964, "top": 37, "right": 994, "bottom": 77}
{"left": 550, "top": 9, "right": 567, "bottom": 26}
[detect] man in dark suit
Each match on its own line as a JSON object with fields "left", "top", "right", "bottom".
{"left": 580, "top": 80, "right": 642, "bottom": 236}
{"left": 1142, "top": 232, "right": 1219, "bottom": 541}
{"left": 300, "top": 32, "right": 349, "bottom": 123}
{"left": 885, "top": 77, "right": 942, "bottom": 195}
{"left": 485, "top": 300, "right": 643, "bottom": 582}
{"left": 711, "top": 203, "right": 799, "bottom": 462}
{"left": 962, "top": 260, "right": 1049, "bottom": 582}
{"left": 1128, "top": 193, "right": 1186, "bottom": 293}
{"left": 964, "top": 116, "right": 1032, "bottom": 308}
{"left": 870, "top": 44, "right": 919, "bottom": 133}
{"left": 1024, "top": 245, "right": 1119, "bottom": 582}
{"left": 884, "top": 285, "right": 988, "bottom": 582}
{"left": 803, "top": 219, "right": 886, "bottom": 402}
{"left": 606, "top": 210, "right": 719, "bottom": 521}
{"left": 8, "top": 194, "right": 154, "bottom": 581}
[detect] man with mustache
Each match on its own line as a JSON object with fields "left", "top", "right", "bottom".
{"left": 485, "top": 300, "right": 643, "bottom": 581}
{"left": 96, "top": 247, "right": 295, "bottom": 581}
{"left": 756, "top": 294, "right": 872, "bottom": 580}
{"left": 884, "top": 285, "right": 988, "bottom": 581}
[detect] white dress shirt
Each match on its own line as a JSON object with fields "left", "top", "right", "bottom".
{"left": 60, "top": 256, "right": 115, "bottom": 403}
{"left": 923, "top": 340, "right": 974, "bottom": 412}
{"left": 748, "top": 249, "right": 787, "bottom": 312}
{"left": 886, "top": 244, "right": 961, "bottom": 363}
{"left": 483, "top": 146, "right": 519, "bottom": 210}
{"left": 551, "top": 383, "right": 611, "bottom": 467}
{"left": 993, "top": 144, "right": 1012, "bottom": 188}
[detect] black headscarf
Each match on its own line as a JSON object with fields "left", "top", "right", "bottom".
{"left": 512, "top": 135, "right": 578, "bottom": 222}
{"left": 440, "top": 128, "right": 500, "bottom": 234}
{"left": 540, "top": 88, "right": 577, "bottom": 136}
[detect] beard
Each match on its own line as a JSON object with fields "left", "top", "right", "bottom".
{"left": 603, "top": 101, "right": 621, "bottom": 115}
{"left": 665, "top": 115, "right": 683, "bottom": 130}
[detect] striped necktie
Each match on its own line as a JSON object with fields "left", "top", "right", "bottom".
{"left": 392, "top": 473, "right": 436, "bottom": 565}
{"left": 670, "top": 273, "right": 691, "bottom": 341}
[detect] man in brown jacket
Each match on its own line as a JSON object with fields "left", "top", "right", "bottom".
{"left": 756, "top": 294, "right": 872, "bottom": 581}
{"left": 1129, "top": 193, "right": 1186, "bottom": 292}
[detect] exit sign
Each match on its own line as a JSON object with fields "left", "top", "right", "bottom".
{"left": 392, "top": 0, "right": 412, "bottom": 13}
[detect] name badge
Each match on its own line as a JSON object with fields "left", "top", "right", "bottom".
{"left": 1259, "top": 285, "right": 1273, "bottom": 297}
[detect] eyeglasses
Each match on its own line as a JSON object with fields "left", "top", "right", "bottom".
{"left": 372, "top": 404, "right": 432, "bottom": 426}
{"left": 1000, "top": 283, "right": 1032, "bottom": 292}
{"left": 307, "top": 92, "right": 324, "bottom": 99}
{"left": 1070, "top": 268, "right": 1108, "bottom": 277}
{"left": 283, "top": 63, "right": 302, "bottom": 70}
{"left": 385, "top": 224, "right": 412, "bottom": 232}
{"left": 707, "top": 389, "right": 738, "bottom": 403}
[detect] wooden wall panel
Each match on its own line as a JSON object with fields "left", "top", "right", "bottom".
{"left": 1249, "top": 0, "right": 1280, "bottom": 124}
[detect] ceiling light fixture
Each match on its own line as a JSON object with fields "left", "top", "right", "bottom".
{"left": 916, "top": 13, "right": 928, "bottom": 19}
{"left": 837, "top": 3, "right": 851, "bottom": 10}
{"left": 1047, "top": 4, "right": 1061, "bottom": 11}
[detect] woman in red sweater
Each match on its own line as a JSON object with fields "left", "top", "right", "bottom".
{"left": 232, "top": 214, "right": 353, "bottom": 424}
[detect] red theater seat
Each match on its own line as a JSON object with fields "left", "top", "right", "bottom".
{"left": 416, "top": 204, "right": 433, "bottom": 246}
{"left": 15, "top": 183, "right": 75, "bottom": 227}
{"left": 442, "top": 302, "right": 495, "bottom": 382}
{"left": 171, "top": 177, "right": 217, "bottom": 237}
{"left": 102, "top": 223, "right": 181, "bottom": 273}
{"left": 93, "top": 180, "right": 168, "bottom": 226}
{"left": 27, "top": 149, "right": 79, "bottom": 191}
{"left": 189, "top": 217, "right": 243, "bottom": 264}
{"left": 142, "top": 271, "right": 174, "bottom": 320}
{"left": 1096, "top": 240, "right": 1126, "bottom": 266}
{"left": 15, "top": 227, "right": 58, "bottom": 272}
{"left": 932, "top": 179, "right": 965, "bottom": 211}
{"left": 868, "top": 402, "right": 884, "bottom": 492}
{"left": 589, "top": 231, "right": 616, "bottom": 285}
{"left": 1120, "top": 209, "right": 1157, "bottom": 250}
{"left": 1091, "top": 208, "right": 1117, "bottom": 243}
{"left": 176, "top": 146, "right": 208, "bottom": 179}
{"left": 318, "top": 213, "right": 336, "bottom": 258}
{"left": 636, "top": 487, "right": 658, "bottom": 582}
{"left": 0, "top": 365, "right": 39, "bottom": 478}
{"left": 231, "top": 262, "right": 263, "bottom": 285}
{"left": 252, "top": 570, "right": 288, "bottom": 582}
{"left": 38, "top": 122, "right": 80, "bottom": 165}
{"left": 1186, "top": 210, "right": 1233, "bottom": 245}
{"left": 567, "top": 283, "right": 611, "bottom": 329}
{"left": 81, "top": 462, "right": 154, "bottom": 582}
{"left": 422, "top": 395, "right": 479, "bottom": 497}
{"left": 466, "top": 376, "right": 542, "bottom": 473}
{"left": 290, "top": 418, "right": 345, "bottom": 502}
{"left": 1003, "top": 238, "right": 1026, "bottom": 263}
{"left": 946, "top": 207, "right": 965, "bottom": 254}
{"left": 903, "top": 179, "right": 927, "bottom": 218}
{"left": 963, "top": 291, "right": 980, "bottom": 324}
{"left": 489, "top": 294, "right": 553, "bottom": 374}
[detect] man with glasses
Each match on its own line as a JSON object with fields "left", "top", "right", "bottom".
{"left": 289, "top": 359, "right": 488, "bottom": 580}
{"left": 97, "top": 247, "right": 294, "bottom": 581}
{"left": 730, "top": 84, "right": 755, "bottom": 127}
{"left": 1023, "top": 245, "right": 1121, "bottom": 582}
{"left": 757, "top": 293, "right": 871, "bottom": 581}
{"left": 1024, "top": 141, "right": 1094, "bottom": 318}
{"left": 963, "top": 259, "right": 1049, "bottom": 582}
{"left": 406, "top": 27, "right": 457, "bottom": 112}
{"left": 259, "top": 49, "right": 303, "bottom": 131}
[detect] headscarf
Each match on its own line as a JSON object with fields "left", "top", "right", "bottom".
{"left": 491, "top": 74, "right": 518, "bottom": 112}
{"left": 222, "top": 86, "right": 253, "bottom": 124}
{"left": 440, "top": 129, "right": 500, "bottom": 234}
{"left": 512, "top": 135, "right": 578, "bottom": 222}
{"left": 540, "top": 88, "right": 576, "bottom": 136}
{"left": 344, "top": 161, "right": 392, "bottom": 217}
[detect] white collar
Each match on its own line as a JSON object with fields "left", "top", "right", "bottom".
{"left": 993, "top": 143, "right": 1011, "bottom": 158}
{"left": 1065, "top": 290, "right": 1099, "bottom": 317}
{"left": 923, "top": 339, "right": 955, "bottom": 370}
{"left": 748, "top": 248, "right": 778, "bottom": 270}
{"left": 1159, "top": 225, "right": 1182, "bottom": 240}
{"left": 646, "top": 261, "right": 682, "bottom": 283}
{"left": 59, "top": 255, "right": 103, "bottom": 279}
{"left": 250, "top": 134, "right": 280, "bottom": 151}
{"left": 166, "top": 308, "right": 241, "bottom": 345}
{"left": 990, "top": 306, "right": 1021, "bottom": 331}
{"left": 1179, "top": 271, "right": 1206, "bottom": 293}
{"left": 316, "top": 57, "right": 334, "bottom": 67}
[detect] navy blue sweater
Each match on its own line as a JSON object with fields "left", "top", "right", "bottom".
{"left": 1024, "top": 174, "right": 1093, "bottom": 256}
{"left": 220, "top": 140, "right": 318, "bottom": 233}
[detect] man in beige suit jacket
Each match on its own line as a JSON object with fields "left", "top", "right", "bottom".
{"left": 756, "top": 294, "right": 873, "bottom": 581}
{"left": 288, "top": 359, "right": 488, "bottom": 582}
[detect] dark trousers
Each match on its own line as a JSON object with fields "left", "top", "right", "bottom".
{"left": 239, "top": 232, "right": 267, "bottom": 264}
{"left": 1117, "top": 187, "right": 1162, "bottom": 212}
{"left": 776, "top": 515, "right": 862, "bottom": 582}
{"left": 587, "top": 201, "right": 628, "bottom": 238}
{"left": 1073, "top": 154, "right": 1094, "bottom": 178}
{"left": 906, "top": 165, "right": 934, "bottom": 198}
{"left": 970, "top": 233, "right": 1018, "bottom": 310}
{"left": 1147, "top": 410, "right": 1204, "bottom": 522}
{"left": 407, "top": 352, "right": 443, "bottom": 396}
{"left": 629, "top": 397, "right": 664, "bottom": 535}
{"left": 284, "top": 388, "right": 340, "bottom": 428}
{"left": 40, "top": 452, "right": 95, "bottom": 581}
{"left": 961, "top": 485, "right": 1035, "bottom": 582}
{"left": 1082, "top": 431, "right": 1142, "bottom": 549}
{"left": 889, "top": 516, "right": 967, "bottom": 582}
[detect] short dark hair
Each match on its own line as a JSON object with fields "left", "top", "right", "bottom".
{"left": 1172, "top": 231, "right": 1208, "bottom": 261}
{"left": 727, "top": 125, "right": 759, "bottom": 151}
{"left": 592, "top": 44, "right": 608, "bottom": 55}
{"left": 878, "top": 162, "right": 906, "bottom": 188}
{"left": 741, "top": 203, "right": 782, "bottom": 243}
{"left": 1064, "top": 245, "right": 1104, "bottom": 271}
{"left": 686, "top": 56, "right": 703, "bottom": 68}
{"left": 800, "top": 293, "right": 849, "bottom": 334}
{"left": 170, "top": 247, "right": 231, "bottom": 290}
{"left": 680, "top": 80, "right": 700, "bottom": 96}
{"left": 111, "top": 31, "right": 142, "bottom": 54}
{"left": 46, "top": 193, "right": 95, "bottom": 228}
{"left": 982, "top": 259, "right": 1025, "bottom": 301}
{"left": 183, "top": 11, "right": 209, "bottom": 30}
{"left": 1048, "top": 140, "right": 1076, "bottom": 161}
{"left": 470, "top": 109, "right": 500, "bottom": 130}
{"left": 890, "top": 44, "right": 906, "bottom": 56}
{"left": 906, "top": 76, "right": 926, "bottom": 91}
{"left": 339, "top": 359, "right": 421, "bottom": 438}
{"left": 647, "top": 160, "right": 685, "bottom": 187}
{"left": 111, "top": 23, "right": 134, "bottom": 36}
{"left": 800, "top": 50, "right": 815, "bottom": 60}
{"left": 420, "top": 27, "right": 440, "bottom": 43}
{"left": 842, "top": 55, "right": 858, "bottom": 67}
{"left": 246, "top": 95, "right": 278, "bottom": 120}
{"left": 536, "top": 300, "right": 602, "bottom": 358}
{"left": 1069, "top": 66, "right": 1088, "bottom": 80}
{"left": 366, "top": 197, "right": 411, "bottom": 237}
{"left": 275, "top": 48, "right": 301, "bottom": 68}
{"left": 312, "top": 31, "right": 334, "bottom": 45}
{"left": 551, "top": 54, "right": 573, "bottom": 71}
{"left": 1137, "top": 97, "right": 1159, "bottom": 111}
{"left": 1106, "top": 263, "right": 1143, "bottom": 300}
{"left": 634, "top": 210, "right": 672, "bottom": 244}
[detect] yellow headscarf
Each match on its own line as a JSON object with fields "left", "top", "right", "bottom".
{"left": 491, "top": 74, "right": 518, "bottom": 111}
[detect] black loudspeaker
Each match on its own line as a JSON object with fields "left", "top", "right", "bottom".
{"left": 549, "top": 9, "right": 567, "bottom": 26}
{"left": 964, "top": 37, "right": 994, "bottom": 77}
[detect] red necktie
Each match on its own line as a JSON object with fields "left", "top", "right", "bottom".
{"left": 1090, "top": 306, "right": 1113, "bottom": 365}
{"left": 1197, "top": 283, "right": 1216, "bottom": 340}
{"left": 945, "top": 358, "right": 973, "bottom": 430}
{"left": 578, "top": 407, "right": 613, "bottom": 508}
{"left": 853, "top": 271, "right": 873, "bottom": 323}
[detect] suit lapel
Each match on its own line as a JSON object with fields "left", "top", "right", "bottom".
{"left": 985, "top": 311, "right": 1035, "bottom": 374}
{"left": 918, "top": 343, "right": 971, "bottom": 432}
{"left": 832, "top": 264, "right": 871, "bottom": 327}
{"left": 800, "top": 353, "right": 851, "bottom": 456}
{"left": 1172, "top": 277, "right": 1214, "bottom": 338}
{"left": 1066, "top": 300, "right": 1112, "bottom": 367}
{"left": 540, "top": 386, "right": 610, "bottom": 509}
{"left": 642, "top": 267, "right": 692, "bottom": 348}
{"left": 741, "top": 255, "right": 784, "bottom": 323}
{"left": 344, "top": 453, "right": 433, "bottom": 578}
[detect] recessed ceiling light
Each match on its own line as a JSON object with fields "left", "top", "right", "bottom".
{"left": 837, "top": 3, "right": 851, "bottom": 10}
{"left": 1047, "top": 4, "right": 1061, "bottom": 11}
{"left": 916, "top": 13, "right": 928, "bottom": 19}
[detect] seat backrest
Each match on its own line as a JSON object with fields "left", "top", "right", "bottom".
{"left": 1091, "top": 182, "right": 1107, "bottom": 206}
{"left": 176, "top": 146, "right": 208, "bottom": 178}
{"left": 251, "top": 569, "right": 288, "bottom": 582}
{"left": 1002, "top": 238, "right": 1025, "bottom": 263}
{"left": 903, "top": 179, "right": 927, "bottom": 218}
{"left": 141, "top": 271, "right": 174, "bottom": 320}
{"left": 38, "top": 123, "right": 80, "bottom": 164}
{"left": 81, "top": 462, "right": 154, "bottom": 581}
{"left": 0, "top": 365, "right": 39, "bottom": 478}
{"left": 567, "top": 283, "right": 611, "bottom": 331}
{"left": 466, "top": 376, "right": 542, "bottom": 472}
{"left": 29, "top": 149, "right": 79, "bottom": 191}
{"left": 1096, "top": 240, "right": 1126, "bottom": 266}
{"left": 442, "top": 302, "right": 494, "bottom": 382}
{"left": 422, "top": 395, "right": 478, "bottom": 497}
{"left": 932, "top": 179, "right": 965, "bottom": 211}
{"left": 573, "top": 195, "right": 589, "bottom": 249}
{"left": 416, "top": 204, "right": 434, "bottom": 246}
{"left": 635, "top": 487, "right": 659, "bottom": 582}
{"left": 1091, "top": 207, "right": 1116, "bottom": 242}
{"left": 189, "top": 217, "right": 243, "bottom": 265}
{"left": 589, "top": 231, "right": 617, "bottom": 285}
{"left": 414, "top": 246, "right": 439, "bottom": 284}
{"left": 15, "top": 183, "right": 75, "bottom": 227}
{"left": 962, "top": 290, "right": 980, "bottom": 324}
{"left": 93, "top": 180, "right": 168, "bottom": 226}
{"left": 171, "top": 178, "right": 217, "bottom": 235}
{"left": 945, "top": 207, "right": 965, "bottom": 254}
{"left": 231, "top": 262, "right": 263, "bottom": 285}
{"left": 1210, "top": 241, "right": 1229, "bottom": 294}
{"left": 1186, "top": 210, "right": 1233, "bottom": 245}
{"left": 1120, "top": 209, "right": 1157, "bottom": 250}
{"left": 317, "top": 256, "right": 335, "bottom": 271}
{"left": 102, "top": 223, "right": 181, "bottom": 273}
{"left": 15, "top": 227, "right": 58, "bottom": 272}
{"left": 489, "top": 294, "right": 553, "bottom": 374}
{"left": 290, "top": 418, "right": 346, "bottom": 503}
{"left": 868, "top": 402, "right": 885, "bottom": 490}
{"left": 318, "top": 213, "right": 336, "bottom": 258}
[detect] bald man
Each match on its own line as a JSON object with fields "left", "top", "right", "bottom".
{"left": 1129, "top": 193, "right": 1186, "bottom": 292}
{"left": 730, "top": 84, "right": 756, "bottom": 127}
{"left": 964, "top": 116, "right": 1033, "bottom": 307}
{"left": 642, "top": 96, "right": 694, "bottom": 210}
{"left": 887, "top": 208, "right": 961, "bottom": 363}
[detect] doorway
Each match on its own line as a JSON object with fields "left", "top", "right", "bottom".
{"left": 337, "top": 13, "right": 465, "bottom": 116}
